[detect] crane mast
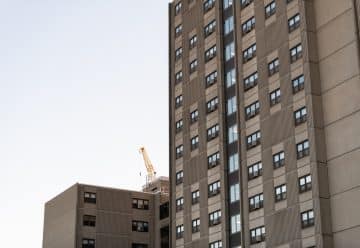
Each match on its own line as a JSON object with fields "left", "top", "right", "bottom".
{"left": 139, "top": 147, "right": 156, "bottom": 185}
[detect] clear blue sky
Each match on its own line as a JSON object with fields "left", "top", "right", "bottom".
{"left": 0, "top": 1, "right": 169, "bottom": 246}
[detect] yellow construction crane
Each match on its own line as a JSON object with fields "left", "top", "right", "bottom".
{"left": 139, "top": 147, "right": 156, "bottom": 185}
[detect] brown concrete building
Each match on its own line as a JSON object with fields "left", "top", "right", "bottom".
{"left": 168, "top": 0, "right": 360, "bottom": 248}
{"left": 42, "top": 177, "right": 170, "bottom": 248}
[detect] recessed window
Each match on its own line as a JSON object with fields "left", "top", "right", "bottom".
{"left": 294, "top": 107, "right": 307, "bottom": 126}
{"left": 243, "top": 43, "right": 256, "bottom": 63}
{"left": 229, "top": 183, "right": 240, "bottom": 203}
{"left": 176, "top": 170, "right": 183, "bottom": 185}
{"left": 205, "top": 45, "right": 217, "bottom": 62}
{"left": 246, "top": 131, "right": 261, "bottom": 150}
{"left": 268, "top": 58, "right": 279, "bottom": 76}
{"left": 290, "top": 43, "right": 303, "bottom": 63}
{"left": 175, "top": 24, "right": 182, "bottom": 37}
{"left": 225, "top": 42, "right": 235, "bottom": 61}
{"left": 175, "top": 47, "right": 183, "bottom": 61}
{"left": 292, "top": 74, "right": 305, "bottom": 94}
{"left": 301, "top": 210, "right": 315, "bottom": 228}
{"left": 132, "top": 243, "right": 148, "bottom": 248}
{"left": 82, "top": 238, "right": 95, "bottom": 248}
{"left": 209, "top": 210, "right": 221, "bottom": 226}
{"left": 228, "top": 153, "right": 239, "bottom": 173}
{"left": 265, "top": 1, "right": 276, "bottom": 19}
{"left": 83, "top": 215, "right": 96, "bottom": 227}
{"left": 226, "top": 68, "right": 236, "bottom": 88}
{"left": 132, "top": 220, "right": 149, "bottom": 232}
{"left": 240, "top": 0, "right": 253, "bottom": 9}
{"left": 224, "top": 16, "right": 234, "bottom": 35}
{"left": 175, "top": 70, "right": 183, "bottom": 83}
{"left": 242, "top": 16, "right": 255, "bottom": 35}
{"left": 175, "top": 145, "right": 183, "bottom": 159}
{"left": 189, "top": 35, "right": 198, "bottom": 49}
{"left": 245, "top": 101, "right": 260, "bottom": 120}
{"left": 175, "top": 1, "right": 182, "bottom": 15}
{"left": 175, "top": 95, "right": 183, "bottom": 108}
{"left": 270, "top": 88, "right": 281, "bottom": 106}
{"left": 176, "top": 224, "right": 184, "bottom": 239}
{"left": 250, "top": 226, "right": 265, "bottom": 244}
{"left": 231, "top": 214, "right": 241, "bottom": 234}
{"left": 190, "top": 59, "right": 198, "bottom": 74}
{"left": 176, "top": 197, "right": 184, "bottom": 212}
{"left": 297, "top": 140, "right": 309, "bottom": 159}
{"left": 228, "top": 124, "right": 238, "bottom": 144}
{"left": 299, "top": 174, "right": 312, "bottom": 193}
{"left": 209, "top": 240, "right": 223, "bottom": 248}
{"left": 190, "top": 109, "right": 199, "bottom": 124}
{"left": 205, "top": 71, "right": 218, "bottom": 88}
{"left": 160, "top": 202, "right": 169, "bottom": 220}
{"left": 132, "top": 199, "right": 149, "bottom": 210}
{"left": 208, "top": 181, "right": 221, "bottom": 197}
{"left": 273, "top": 151, "right": 285, "bottom": 169}
{"left": 204, "top": 20, "right": 216, "bottom": 37}
{"left": 190, "top": 136, "right": 199, "bottom": 151}
{"left": 192, "top": 218, "right": 200, "bottom": 233}
{"left": 248, "top": 161, "right": 262, "bottom": 180}
{"left": 84, "top": 192, "right": 96, "bottom": 204}
{"left": 223, "top": 0, "right": 233, "bottom": 9}
{"left": 192, "top": 190, "right": 200, "bottom": 204}
{"left": 175, "top": 119, "right": 183, "bottom": 133}
{"left": 244, "top": 71, "right": 258, "bottom": 91}
{"left": 288, "top": 13, "right": 300, "bottom": 32}
{"left": 207, "top": 124, "right": 220, "bottom": 141}
{"left": 204, "top": 0, "right": 216, "bottom": 13}
{"left": 249, "top": 193, "right": 263, "bottom": 211}
{"left": 208, "top": 151, "right": 220, "bottom": 169}
{"left": 207, "top": 97, "right": 219, "bottom": 113}
{"left": 275, "top": 184, "right": 287, "bottom": 202}
{"left": 227, "top": 96, "right": 237, "bottom": 116}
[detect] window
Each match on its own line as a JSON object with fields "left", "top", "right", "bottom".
{"left": 243, "top": 43, "right": 256, "bottom": 62}
{"left": 249, "top": 193, "right": 263, "bottom": 211}
{"left": 301, "top": 210, "right": 315, "bottom": 228}
{"left": 175, "top": 119, "right": 183, "bottom": 133}
{"left": 192, "top": 190, "right": 200, "bottom": 204}
{"left": 207, "top": 124, "right": 220, "bottom": 141}
{"left": 245, "top": 101, "right": 260, "bottom": 120}
{"left": 176, "top": 145, "right": 183, "bottom": 159}
{"left": 240, "top": 0, "right": 253, "bottom": 9}
{"left": 207, "top": 97, "right": 219, "bottom": 113}
{"left": 204, "top": 0, "right": 215, "bottom": 13}
{"left": 270, "top": 88, "right": 281, "bottom": 106}
{"left": 82, "top": 239, "right": 95, "bottom": 248}
{"left": 175, "top": 24, "right": 182, "bottom": 37}
{"left": 175, "top": 1, "right": 182, "bottom": 15}
{"left": 268, "top": 58, "right": 279, "bottom": 76}
{"left": 290, "top": 43, "right": 303, "bottom": 63}
{"left": 206, "top": 71, "right": 218, "bottom": 88}
{"left": 83, "top": 215, "right": 96, "bottom": 227}
{"left": 208, "top": 152, "right": 220, "bottom": 168}
{"left": 208, "top": 181, "right": 221, "bottom": 197}
{"left": 265, "top": 1, "right": 276, "bottom": 19}
{"left": 250, "top": 226, "right": 266, "bottom": 244}
{"left": 191, "top": 136, "right": 199, "bottom": 150}
{"left": 223, "top": 0, "right": 233, "bottom": 9}
{"left": 176, "top": 170, "right": 183, "bottom": 185}
{"left": 204, "top": 20, "right": 216, "bottom": 37}
{"left": 248, "top": 162, "right": 262, "bottom": 180}
{"left": 132, "top": 220, "right": 149, "bottom": 232}
{"left": 294, "top": 107, "right": 307, "bottom": 125}
{"left": 226, "top": 68, "right": 236, "bottom": 88}
{"left": 244, "top": 71, "right": 258, "bottom": 91}
{"left": 231, "top": 214, "right": 241, "bottom": 234}
{"left": 228, "top": 124, "right": 238, "bottom": 144}
{"left": 176, "top": 197, "right": 184, "bottom": 212}
{"left": 175, "top": 95, "right": 183, "bottom": 108}
{"left": 192, "top": 218, "right": 200, "bottom": 233}
{"left": 190, "top": 110, "right": 199, "bottom": 123}
{"left": 288, "top": 13, "right": 300, "bottom": 32}
{"left": 209, "top": 210, "right": 221, "bottom": 226}
{"left": 230, "top": 183, "right": 240, "bottom": 203}
{"left": 175, "top": 47, "right": 182, "bottom": 61}
{"left": 224, "top": 16, "right": 234, "bottom": 35}
{"left": 292, "top": 74, "right": 305, "bottom": 93}
{"left": 160, "top": 202, "right": 169, "bottom": 220}
{"left": 242, "top": 16, "right": 255, "bottom": 35}
{"left": 176, "top": 224, "right": 184, "bottom": 239}
{"left": 205, "top": 45, "right": 217, "bottom": 62}
{"left": 227, "top": 96, "right": 237, "bottom": 116}
{"left": 273, "top": 151, "right": 285, "bottom": 169}
{"left": 189, "top": 35, "right": 198, "bottom": 49}
{"left": 132, "top": 244, "right": 148, "bottom": 248}
{"left": 275, "top": 184, "right": 287, "bottom": 202}
{"left": 209, "top": 240, "right": 222, "bottom": 248}
{"left": 175, "top": 70, "right": 183, "bottom": 83}
{"left": 228, "top": 153, "right": 239, "bottom": 173}
{"left": 190, "top": 59, "right": 198, "bottom": 73}
{"left": 225, "top": 42, "right": 235, "bottom": 61}
{"left": 84, "top": 192, "right": 96, "bottom": 204}
{"left": 132, "top": 199, "right": 149, "bottom": 210}
{"left": 297, "top": 140, "right": 309, "bottom": 159}
{"left": 287, "top": 0, "right": 294, "bottom": 3}
{"left": 246, "top": 131, "right": 261, "bottom": 149}
{"left": 299, "top": 174, "right": 312, "bottom": 193}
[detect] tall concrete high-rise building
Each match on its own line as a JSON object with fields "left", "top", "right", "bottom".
{"left": 168, "top": 0, "right": 360, "bottom": 247}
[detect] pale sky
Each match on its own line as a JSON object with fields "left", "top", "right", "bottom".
{"left": 0, "top": 1, "right": 170, "bottom": 246}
